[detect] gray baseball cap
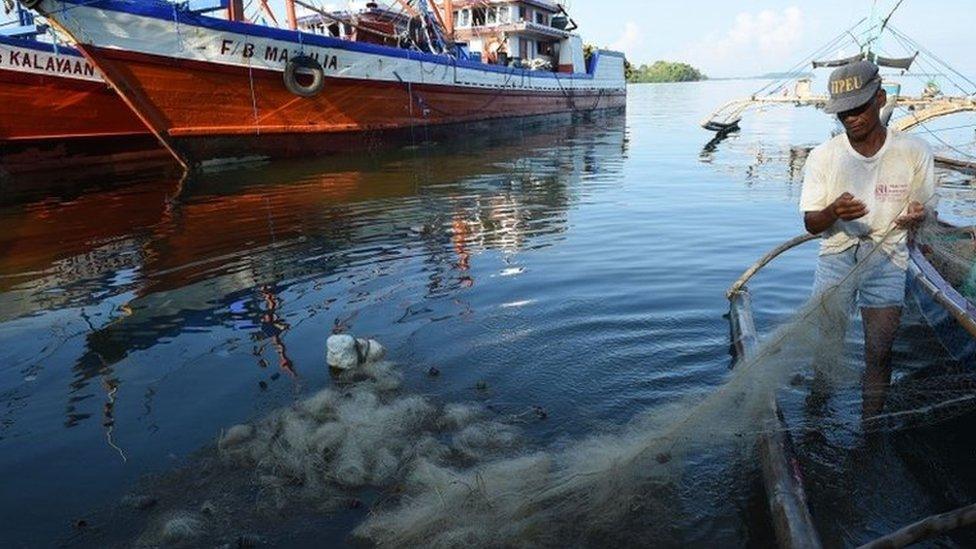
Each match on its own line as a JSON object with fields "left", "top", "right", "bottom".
{"left": 824, "top": 60, "right": 882, "bottom": 114}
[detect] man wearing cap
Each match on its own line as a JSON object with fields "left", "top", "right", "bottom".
{"left": 800, "top": 60, "right": 936, "bottom": 418}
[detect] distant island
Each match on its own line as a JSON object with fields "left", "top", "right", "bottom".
{"left": 627, "top": 61, "right": 707, "bottom": 83}
{"left": 757, "top": 71, "right": 815, "bottom": 80}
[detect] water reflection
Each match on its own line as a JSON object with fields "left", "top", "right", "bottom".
{"left": 0, "top": 114, "right": 627, "bottom": 444}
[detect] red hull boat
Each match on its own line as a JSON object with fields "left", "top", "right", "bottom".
{"left": 32, "top": 0, "right": 627, "bottom": 168}
{"left": 0, "top": 35, "right": 167, "bottom": 176}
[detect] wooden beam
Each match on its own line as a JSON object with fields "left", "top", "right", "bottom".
{"left": 729, "top": 257, "right": 824, "bottom": 549}
{"left": 426, "top": 0, "right": 449, "bottom": 35}
{"left": 391, "top": 0, "right": 419, "bottom": 17}
{"left": 285, "top": 0, "right": 298, "bottom": 30}
{"left": 858, "top": 502, "right": 976, "bottom": 549}
{"left": 443, "top": 0, "right": 454, "bottom": 39}
{"left": 257, "top": 0, "right": 280, "bottom": 26}
{"left": 227, "top": 0, "right": 245, "bottom": 22}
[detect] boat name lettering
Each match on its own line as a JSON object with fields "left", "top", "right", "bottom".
{"left": 219, "top": 39, "right": 338, "bottom": 70}
{"left": 0, "top": 49, "right": 96, "bottom": 77}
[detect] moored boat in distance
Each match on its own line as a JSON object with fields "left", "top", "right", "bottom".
{"left": 0, "top": 20, "right": 167, "bottom": 177}
{"left": 31, "top": 0, "right": 626, "bottom": 169}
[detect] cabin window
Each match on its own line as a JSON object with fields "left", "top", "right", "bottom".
{"left": 456, "top": 9, "right": 470, "bottom": 27}
{"left": 518, "top": 6, "right": 526, "bottom": 21}
{"left": 535, "top": 12, "right": 547, "bottom": 25}
{"left": 472, "top": 7, "right": 486, "bottom": 26}
{"left": 486, "top": 7, "right": 497, "bottom": 25}
{"left": 498, "top": 7, "right": 511, "bottom": 24}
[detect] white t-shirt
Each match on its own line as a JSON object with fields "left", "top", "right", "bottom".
{"left": 799, "top": 128, "right": 936, "bottom": 269}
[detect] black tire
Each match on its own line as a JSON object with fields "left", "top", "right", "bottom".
{"left": 20, "top": 0, "right": 43, "bottom": 9}
{"left": 283, "top": 55, "right": 325, "bottom": 98}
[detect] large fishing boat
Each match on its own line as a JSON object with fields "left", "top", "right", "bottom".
{"left": 27, "top": 0, "right": 626, "bottom": 169}
{"left": 0, "top": 3, "right": 166, "bottom": 176}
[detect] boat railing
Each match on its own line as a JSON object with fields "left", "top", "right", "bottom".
{"left": 727, "top": 234, "right": 823, "bottom": 549}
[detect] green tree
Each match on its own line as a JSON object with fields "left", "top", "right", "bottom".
{"left": 628, "top": 61, "right": 706, "bottom": 83}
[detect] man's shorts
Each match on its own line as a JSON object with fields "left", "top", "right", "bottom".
{"left": 812, "top": 239, "right": 907, "bottom": 309}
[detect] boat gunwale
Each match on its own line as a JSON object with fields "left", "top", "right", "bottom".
{"left": 0, "top": 34, "right": 83, "bottom": 55}
{"left": 908, "top": 229, "right": 976, "bottom": 341}
{"left": 41, "top": 0, "right": 626, "bottom": 83}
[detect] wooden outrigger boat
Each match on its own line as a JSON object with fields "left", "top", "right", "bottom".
{"left": 728, "top": 221, "right": 976, "bottom": 547}
{"left": 701, "top": 7, "right": 976, "bottom": 144}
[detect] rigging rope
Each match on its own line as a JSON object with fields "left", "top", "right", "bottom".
{"left": 752, "top": 19, "right": 868, "bottom": 97}
{"left": 889, "top": 25, "right": 976, "bottom": 95}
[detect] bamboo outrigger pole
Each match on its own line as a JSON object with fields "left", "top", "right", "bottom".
{"left": 858, "top": 502, "right": 976, "bottom": 549}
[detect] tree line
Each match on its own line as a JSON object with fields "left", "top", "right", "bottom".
{"left": 626, "top": 60, "right": 707, "bottom": 83}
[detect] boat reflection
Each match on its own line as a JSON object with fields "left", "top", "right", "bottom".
{"left": 0, "top": 114, "right": 627, "bottom": 435}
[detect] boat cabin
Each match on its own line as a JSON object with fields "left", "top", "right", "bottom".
{"left": 187, "top": 0, "right": 586, "bottom": 73}
{"left": 297, "top": 2, "right": 410, "bottom": 48}
{"left": 442, "top": 0, "right": 586, "bottom": 73}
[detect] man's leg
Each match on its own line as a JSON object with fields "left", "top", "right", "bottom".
{"left": 860, "top": 306, "right": 902, "bottom": 418}
{"left": 807, "top": 250, "right": 857, "bottom": 415}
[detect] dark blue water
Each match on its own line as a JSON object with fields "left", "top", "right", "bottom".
{"left": 1, "top": 81, "right": 975, "bottom": 547}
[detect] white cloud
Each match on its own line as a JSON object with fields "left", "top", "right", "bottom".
{"left": 680, "top": 6, "right": 805, "bottom": 75}
{"left": 610, "top": 22, "right": 644, "bottom": 55}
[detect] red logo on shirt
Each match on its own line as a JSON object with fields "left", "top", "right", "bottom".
{"left": 875, "top": 182, "right": 908, "bottom": 202}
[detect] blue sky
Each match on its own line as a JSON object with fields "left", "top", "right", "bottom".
{"left": 271, "top": 1, "right": 976, "bottom": 78}
{"left": 567, "top": 0, "right": 976, "bottom": 78}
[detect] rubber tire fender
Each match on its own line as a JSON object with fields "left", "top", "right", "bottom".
{"left": 283, "top": 55, "right": 325, "bottom": 98}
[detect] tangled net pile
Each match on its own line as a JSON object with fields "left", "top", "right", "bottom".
{"left": 216, "top": 360, "right": 522, "bottom": 511}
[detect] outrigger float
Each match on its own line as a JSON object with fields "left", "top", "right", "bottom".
{"left": 24, "top": 0, "right": 626, "bottom": 170}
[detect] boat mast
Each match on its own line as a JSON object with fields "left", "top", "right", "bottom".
{"left": 864, "top": 0, "right": 905, "bottom": 56}
{"left": 285, "top": 0, "right": 298, "bottom": 30}
{"left": 425, "top": 0, "right": 449, "bottom": 35}
{"left": 443, "top": 0, "right": 454, "bottom": 40}
{"left": 227, "top": 0, "right": 245, "bottom": 22}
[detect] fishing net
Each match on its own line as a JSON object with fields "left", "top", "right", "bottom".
{"left": 101, "top": 170, "right": 976, "bottom": 547}
{"left": 347, "top": 187, "right": 976, "bottom": 547}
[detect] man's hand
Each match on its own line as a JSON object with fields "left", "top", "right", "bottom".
{"left": 895, "top": 201, "right": 926, "bottom": 228}
{"left": 805, "top": 192, "right": 868, "bottom": 235}
{"left": 832, "top": 192, "right": 869, "bottom": 221}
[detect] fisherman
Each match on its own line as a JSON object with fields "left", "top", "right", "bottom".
{"left": 800, "top": 60, "right": 936, "bottom": 418}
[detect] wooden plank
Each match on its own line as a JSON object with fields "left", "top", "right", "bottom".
{"left": 758, "top": 399, "right": 823, "bottom": 549}
{"left": 730, "top": 288, "right": 823, "bottom": 549}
